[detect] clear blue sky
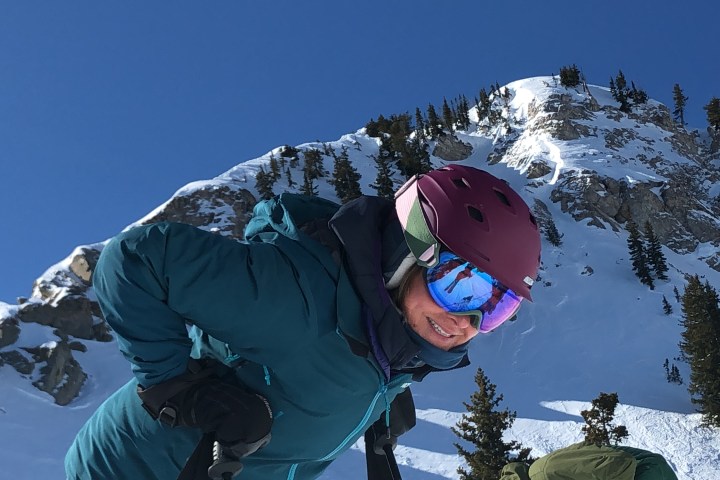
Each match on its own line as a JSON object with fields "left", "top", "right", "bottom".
{"left": 1, "top": 1, "right": 717, "bottom": 303}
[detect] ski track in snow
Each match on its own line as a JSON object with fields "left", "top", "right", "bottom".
{"left": 541, "top": 135, "right": 564, "bottom": 185}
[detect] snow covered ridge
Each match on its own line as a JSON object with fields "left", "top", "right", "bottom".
{"left": 2, "top": 75, "right": 720, "bottom": 479}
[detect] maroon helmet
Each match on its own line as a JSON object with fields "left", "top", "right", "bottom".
{"left": 395, "top": 165, "right": 541, "bottom": 300}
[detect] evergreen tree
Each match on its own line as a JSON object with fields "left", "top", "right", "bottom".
{"left": 630, "top": 82, "right": 649, "bottom": 105}
{"left": 609, "top": 77, "right": 617, "bottom": 98}
{"left": 442, "top": 97, "right": 455, "bottom": 132}
{"left": 614, "top": 70, "right": 627, "bottom": 93}
{"left": 254, "top": 166, "right": 275, "bottom": 200}
{"left": 457, "top": 95, "right": 471, "bottom": 130}
{"left": 329, "top": 146, "right": 362, "bottom": 204}
{"left": 426, "top": 103, "right": 443, "bottom": 138}
{"left": 672, "top": 84, "right": 689, "bottom": 126}
{"left": 670, "top": 365, "right": 683, "bottom": 384}
{"left": 276, "top": 152, "right": 286, "bottom": 170}
{"left": 370, "top": 151, "right": 395, "bottom": 200}
{"left": 704, "top": 97, "right": 720, "bottom": 131}
{"left": 644, "top": 221, "right": 669, "bottom": 280}
{"left": 452, "top": 368, "right": 532, "bottom": 480}
{"left": 278, "top": 145, "right": 300, "bottom": 168}
{"left": 281, "top": 145, "right": 299, "bottom": 158}
{"left": 663, "top": 358, "right": 683, "bottom": 384}
{"left": 580, "top": 392, "right": 629, "bottom": 447}
{"left": 397, "top": 136, "right": 432, "bottom": 179}
{"left": 303, "top": 148, "right": 327, "bottom": 180}
{"left": 627, "top": 221, "right": 654, "bottom": 289}
{"left": 300, "top": 170, "right": 318, "bottom": 196}
{"left": 285, "top": 167, "right": 295, "bottom": 189}
{"left": 415, "top": 136, "right": 433, "bottom": 173}
{"left": 559, "top": 64, "right": 581, "bottom": 88}
{"left": 477, "top": 88, "right": 491, "bottom": 122}
{"left": 365, "top": 114, "right": 397, "bottom": 138}
{"left": 612, "top": 71, "right": 631, "bottom": 113}
{"left": 365, "top": 118, "right": 380, "bottom": 138}
{"left": 450, "top": 98, "right": 459, "bottom": 127}
{"left": 414, "top": 107, "right": 426, "bottom": 139}
{"left": 269, "top": 154, "right": 281, "bottom": 181}
{"left": 679, "top": 276, "right": 720, "bottom": 427}
{"left": 616, "top": 89, "right": 630, "bottom": 113}
{"left": 544, "top": 217, "right": 563, "bottom": 247}
{"left": 674, "top": 285, "right": 681, "bottom": 303}
{"left": 387, "top": 113, "right": 412, "bottom": 155}
{"left": 663, "top": 295, "right": 673, "bottom": 315}
{"left": 487, "top": 105, "right": 502, "bottom": 127}
{"left": 665, "top": 360, "right": 681, "bottom": 384}
{"left": 322, "top": 142, "right": 334, "bottom": 157}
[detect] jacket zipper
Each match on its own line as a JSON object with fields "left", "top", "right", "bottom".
{"left": 286, "top": 379, "right": 388, "bottom": 480}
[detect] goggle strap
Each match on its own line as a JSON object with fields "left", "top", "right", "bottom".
{"left": 395, "top": 176, "right": 440, "bottom": 267}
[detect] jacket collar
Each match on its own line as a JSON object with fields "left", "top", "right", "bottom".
{"left": 329, "top": 196, "right": 470, "bottom": 380}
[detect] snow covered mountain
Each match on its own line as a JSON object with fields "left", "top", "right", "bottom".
{"left": 2, "top": 76, "right": 720, "bottom": 479}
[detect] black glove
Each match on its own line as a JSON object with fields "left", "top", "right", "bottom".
{"left": 178, "top": 378, "right": 272, "bottom": 449}
{"left": 137, "top": 359, "right": 273, "bottom": 458}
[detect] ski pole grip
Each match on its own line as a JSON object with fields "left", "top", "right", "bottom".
{"left": 207, "top": 441, "right": 243, "bottom": 480}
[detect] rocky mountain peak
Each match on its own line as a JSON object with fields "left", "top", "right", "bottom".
{"left": 487, "top": 77, "right": 720, "bottom": 260}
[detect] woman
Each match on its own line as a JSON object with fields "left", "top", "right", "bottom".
{"left": 65, "top": 165, "right": 541, "bottom": 480}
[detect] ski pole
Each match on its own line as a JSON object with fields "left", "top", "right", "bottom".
{"left": 382, "top": 443, "right": 402, "bottom": 480}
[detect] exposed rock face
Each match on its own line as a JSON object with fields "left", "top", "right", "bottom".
{"left": 604, "top": 127, "right": 640, "bottom": 151}
{"left": 0, "top": 317, "right": 20, "bottom": 348}
{"left": 141, "top": 184, "right": 257, "bottom": 240}
{"left": 18, "top": 296, "right": 109, "bottom": 341}
{"left": 549, "top": 168, "right": 720, "bottom": 257}
{"left": 662, "top": 169, "right": 720, "bottom": 244}
{"left": 32, "top": 250, "right": 101, "bottom": 305}
{"left": 528, "top": 93, "right": 596, "bottom": 141}
{"left": 432, "top": 134, "right": 473, "bottom": 161}
{"left": 495, "top": 82, "right": 719, "bottom": 271}
{"left": 526, "top": 161, "right": 552, "bottom": 179}
{"left": 24, "top": 341, "right": 87, "bottom": 406}
{"left": 550, "top": 172, "right": 624, "bottom": 231}
{"left": 531, "top": 199, "right": 554, "bottom": 230}
{"left": 24, "top": 246, "right": 108, "bottom": 341}
{"left": 68, "top": 248, "right": 100, "bottom": 285}
{"left": 0, "top": 349, "right": 34, "bottom": 375}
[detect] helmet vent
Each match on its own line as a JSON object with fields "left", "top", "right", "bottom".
{"left": 467, "top": 205, "right": 484, "bottom": 223}
{"left": 452, "top": 178, "right": 470, "bottom": 189}
{"left": 494, "top": 189, "right": 511, "bottom": 207}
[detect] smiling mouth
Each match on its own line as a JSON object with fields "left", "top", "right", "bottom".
{"left": 427, "top": 317, "right": 452, "bottom": 338}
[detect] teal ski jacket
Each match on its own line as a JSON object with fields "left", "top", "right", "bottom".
{"left": 65, "top": 193, "right": 434, "bottom": 480}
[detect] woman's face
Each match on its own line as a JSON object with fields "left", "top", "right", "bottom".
{"left": 402, "top": 269, "right": 479, "bottom": 350}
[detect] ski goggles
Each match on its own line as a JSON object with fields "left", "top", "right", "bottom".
{"left": 425, "top": 251, "right": 522, "bottom": 333}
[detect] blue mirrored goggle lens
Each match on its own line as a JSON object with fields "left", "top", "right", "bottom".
{"left": 425, "top": 251, "right": 522, "bottom": 333}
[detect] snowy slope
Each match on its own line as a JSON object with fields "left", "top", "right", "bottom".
{"left": 2, "top": 76, "right": 720, "bottom": 480}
